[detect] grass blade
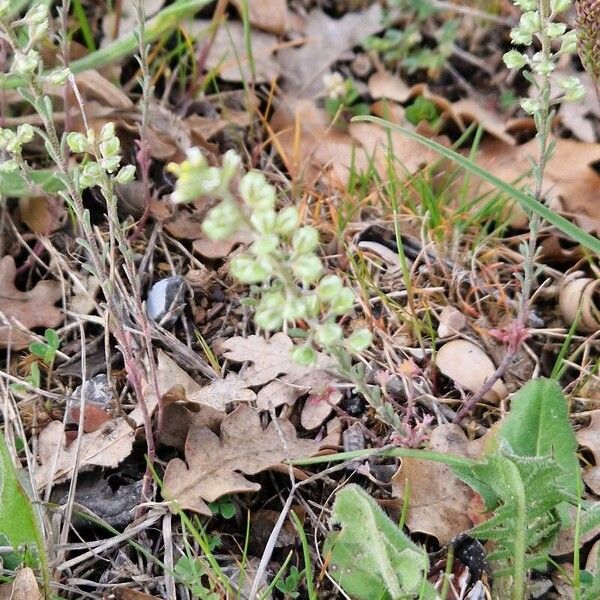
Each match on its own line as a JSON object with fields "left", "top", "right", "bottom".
{"left": 353, "top": 115, "right": 600, "bottom": 256}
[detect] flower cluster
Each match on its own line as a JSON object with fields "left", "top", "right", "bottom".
{"left": 576, "top": 0, "right": 600, "bottom": 85}
{"left": 168, "top": 148, "right": 372, "bottom": 365}
{"left": 503, "top": 0, "right": 584, "bottom": 111}
{"left": 67, "top": 123, "right": 135, "bottom": 190}
{"left": 0, "top": 124, "right": 33, "bottom": 172}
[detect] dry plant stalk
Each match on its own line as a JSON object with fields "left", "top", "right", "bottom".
{"left": 576, "top": 0, "right": 600, "bottom": 86}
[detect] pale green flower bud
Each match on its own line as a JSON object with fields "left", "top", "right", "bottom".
{"left": 292, "top": 255, "right": 322, "bottom": 284}
{"left": 292, "top": 226, "right": 319, "bottom": 254}
{"left": 255, "top": 292, "right": 285, "bottom": 330}
{"left": 79, "top": 161, "right": 104, "bottom": 188}
{"left": 519, "top": 11, "right": 539, "bottom": 34}
{"left": 25, "top": 4, "right": 49, "bottom": 24}
{"left": 283, "top": 296, "right": 307, "bottom": 321}
{"left": 315, "top": 322, "right": 343, "bottom": 347}
{"left": 100, "top": 135, "right": 120, "bottom": 159}
{"left": 304, "top": 293, "right": 321, "bottom": 317}
{"left": 345, "top": 329, "right": 373, "bottom": 353}
{"left": 546, "top": 22, "right": 566, "bottom": 38}
{"left": 503, "top": 50, "right": 527, "bottom": 70}
{"left": 202, "top": 202, "right": 242, "bottom": 240}
{"left": 100, "top": 155, "right": 121, "bottom": 173}
{"left": 46, "top": 67, "right": 71, "bottom": 86}
{"left": 551, "top": 0, "right": 570, "bottom": 12}
{"left": 115, "top": 164, "right": 136, "bottom": 184}
{"left": 17, "top": 124, "right": 34, "bottom": 145}
{"left": 291, "top": 344, "right": 317, "bottom": 366}
{"left": 0, "top": 0, "right": 10, "bottom": 18}
{"left": 520, "top": 98, "right": 540, "bottom": 114}
{"left": 560, "top": 76, "right": 585, "bottom": 102}
{"left": 275, "top": 206, "right": 299, "bottom": 236}
{"left": 0, "top": 159, "right": 19, "bottom": 173}
{"left": 13, "top": 50, "right": 39, "bottom": 75}
{"left": 316, "top": 275, "right": 344, "bottom": 302}
{"left": 511, "top": 28, "right": 532, "bottom": 45}
{"left": 67, "top": 132, "right": 90, "bottom": 153}
{"left": 250, "top": 234, "right": 279, "bottom": 255}
{"left": 240, "top": 170, "right": 276, "bottom": 210}
{"left": 250, "top": 209, "right": 277, "bottom": 234}
{"left": 221, "top": 149, "right": 241, "bottom": 186}
{"left": 100, "top": 122, "right": 115, "bottom": 142}
{"left": 560, "top": 30, "right": 577, "bottom": 54}
{"left": 329, "top": 287, "right": 354, "bottom": 315}
{"left": 230, "top": 255, "right": 271, "bottom": 283}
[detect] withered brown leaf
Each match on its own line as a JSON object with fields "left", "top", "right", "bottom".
{"left": 163, "top": 404, "right": 318, "bottom": 515}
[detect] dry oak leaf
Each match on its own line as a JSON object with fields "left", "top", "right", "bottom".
{"left": 163, "top": 404, "right": 318, "bottom": 514}
{"left": 474, "top": 137, "right": 600, "bottom": 232}
{"left": 0, "top": 568, "right": 43, "bottom": 600}
{"left": 222, "top": 333, "right": 337, "bottom": 411}
{"left": 0, "top": 256, "right": 62, "bottom": 349}
{"left": 157, "top": 349, "right": 255, "bottom": 411}
{"left": 392, "top": 424, "right": 488, "bottom": 545}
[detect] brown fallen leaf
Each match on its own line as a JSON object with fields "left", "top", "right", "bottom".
{"left": 576, "top": 412, "right": 600, "bottom": 495}
{"left": 163, "top": 404, "right": 318, "bottom": 514}
{"left": 368, "top": 71, "right": 412, "bottom": 104}
{"left": 392, "top": 424, "right": 489, "bottom": 544}
{"left": 157, "top": 349, "right": 256, "bottom": 410}
{"left": 0, "top": 568, "right": 43, "bottom": 600}
{"left": 18, "top": 196, "right": 66, "bottom": 235}
{"left": 0, "top": 255, "right": 62, "bottom": 349}
{"left": 192, "top": 228, "right": 254, "bottom": 259}
{"left": 231, "top": 0, "right": 289, "bottom": 34}
{"left": 474, "top": 137, "right": 600, "bottom": 232}
{"left": 300, "top": 387, "right": 343, "bottom": 430}
{"left": 223, "top": 333, "right": 337, "bottom": 412}
{"left": 276, "top": 5, "right": 383, "bottom": 96}
{"left": 189, "top": 20, "right": 280, "bottom": 83}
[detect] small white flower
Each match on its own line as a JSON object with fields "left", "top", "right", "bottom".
{"left": 323, "top": 72, "right": 346, "bottom": 100}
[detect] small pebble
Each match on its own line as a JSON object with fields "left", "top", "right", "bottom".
{"left": 146, "top": 276, "right": 186, "bottom": 327}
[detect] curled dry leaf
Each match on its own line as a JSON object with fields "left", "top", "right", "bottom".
{"left": 163, "top": 404, "right": 318, "bottom": 515}
{"left": 576, "top": 412, "right": 600, "bottom": 495}
{"left": 558, "top": 274, "right": 600, "bottom": 333}
{"left": 368, "top": 71, "right": 412, "bottom": 103}
{"left": 436, "top": 339, "right": 507, "bottom": 402}
{"left": 0, "top": 255, "right": 62, "bottom": 349}
{"left": 0, "top": 567, "right": 43, "bottom": 600}
{"left": 300, "top": 387, "right": 343, "bottom": 431}
{"left": 391, "top": 424, "right": 488, "bottom": 544}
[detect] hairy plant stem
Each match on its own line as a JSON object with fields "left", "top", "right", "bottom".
{"left": 454, "top": 0, "right": 553, "bottom": 424}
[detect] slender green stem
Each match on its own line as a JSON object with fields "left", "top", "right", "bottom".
{"left": 505, "top": 459, "right": 526, "bottom": 600}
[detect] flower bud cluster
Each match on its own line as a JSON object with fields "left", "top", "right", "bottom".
{"left": 67, "top": 123, "right": 136, "bottom": 189}
{"left": 0, "top": 124, "right": 34, "bottom": 172}
{"left": 503, "top": 0, "right": 585, "bottom": 111}
{"left": 168, "top": 148, "right": 373, "bottom": 364}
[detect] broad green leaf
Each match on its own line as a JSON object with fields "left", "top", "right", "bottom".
{"left": 0, "top": 169, "right": 63, "bottom": 197}
{"left": 501, "top": 378, "right": 580, "bottom": 496}
{"left": 0, "top": 433, "right": 46, "bottom": 566}
{"left": 353, "top": 116, "right": 600, "bottom": 256}
{"left": 324, "top": 484, "right": 437, "bottom": 600}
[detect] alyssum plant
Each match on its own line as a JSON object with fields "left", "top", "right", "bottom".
{"left": 168, "top": 151, "right": 411, "bottom": 430}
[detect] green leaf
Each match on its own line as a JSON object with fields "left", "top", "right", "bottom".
{"left": 0, "top": 433, "right": 47, "bottom": 571}
{"left": 352, "top": 115, "right": 600, "bottom": 256}
{"left": 324, "top": 484, "right": 437, "bottom": 600}
{"left": 0, "top": 169, "right": 64, "bottom": 197}
{"left": 501, "top": 378, "right": 580, "bottom": 495}
{"left": 44, "top": 328, "right": 59, "bottom": 351}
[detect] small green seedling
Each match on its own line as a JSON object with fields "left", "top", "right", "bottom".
{"left": 323, "top": 74, "right": 370, "bottom": 127}
{"left": 174, "top": 556, "right": 220, "bottom": 600}
{"left": 29, "top": 328, "right": 60, "bottom": 366}
{"left": 404, "top": 96, "right": 439, "bottom": 126}
{"left": 208, "top": 497, "right": 236, "bottom": 520}
{"left": 275, "top": 565, "right": 304, "bottom": 599}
